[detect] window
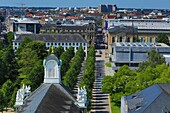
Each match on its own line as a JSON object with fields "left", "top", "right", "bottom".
{"left": 65, "top": 47, "right": 67, "bottom": 49}
{"left": 55, "top": 43, "right": 57, "bottom": 45}
{"left": 76, "top": 47, "right": 78, "bottom": 50}
{"left": 120, "top": 36, "right": 122, "bottom": 42}
{"left": 150, "top": 37, "right": 152, "bottom": 42}
{"left": 47, "top": 43, "right": 50, "bottom": 45}
{"left": 84, "top": 43, "right": 86, "bottom": 46}
{"left": 15, "top": 43, "right": 17, "bottom": 45}
{"left": 84, "top": 47, "right": 86, "bottom": 50}
{"left": 69, "top": 43, "right": 71, "bottom": 46}
{"left": 127, "top": 37, "right": 130, "bottom": 42}
{"left": 141, "top": 37, "right": 144, "bottom": 42}
{"left": 76, "top": 43, "right": 79, "bottom": 46}
{"left": 73, "top": 43, "right": 75, "bottom": 46}
{"left": 51, "top": 43, "right": 53, "bottom": 45}
{"left": 66, "top": 43, "right": 68, "bottom": 46}
{"left": 58, "top": 43, "right": 60, "bottom": 46}
{"left": 62, "top": 43, "right": 64, "bottom": 45}
{"left": 112, "top": 37, "right": 115, "bottom": 43}
{"left": 26, "top": 24, "right": 34, "bottom": 33}
{"left": 80, "top": 43, "right": 82, "bottom": 46}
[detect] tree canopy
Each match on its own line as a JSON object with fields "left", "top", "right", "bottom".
{"left": 156, "top": 34, "right": 170, "bottom": 45}
{"left": 102, "top": 50, "right": 168, "bottom": 106}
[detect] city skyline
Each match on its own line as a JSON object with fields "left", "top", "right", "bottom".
{"left": 0, "top": 0, "right": 170, "bottom": 9}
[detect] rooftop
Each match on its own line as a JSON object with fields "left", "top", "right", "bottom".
{"left": 18, "top": 83, "right": 80, "bottom": 113}
{"left": 13, "top": 34, "right": 87, "bottom": 43}
{"left": 13, "top": 18, "right": 39, "bottom": 24}
{"left": 122, "top": 84, "right": 170, "bottom": 113}
{"left": 114, "top": 42, "right": 169, "bottom": 47}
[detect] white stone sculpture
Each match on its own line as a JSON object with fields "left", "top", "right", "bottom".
{"left": 76, "top": 86, "right": 88, "bottom": 108}
{"left": 15, "top": 84, "right": 31, "bottom": 107}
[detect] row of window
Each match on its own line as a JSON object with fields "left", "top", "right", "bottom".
{"left": 47, "top": 46, "right": 86, "bottom": 50}
{"left": 14, "top": 45, "right": 86, "bottom": 50}
{"left": 46, "top": 42, "right": 86, "bottom": 46}
{"left": 14, "top": 42, "right": 86, "bottom": 46}
{"left": 112, "top": 37, "right": 157, "bottom": 43}
{"left": 46, "top": 29, "right": 86, "bottom": 33}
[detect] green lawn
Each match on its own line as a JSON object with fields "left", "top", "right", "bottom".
{"left": 105, "top": 62, "right": 112, "bottom": 67}
{"left": 111, "top": 101, "right": 120, "bottom": 113}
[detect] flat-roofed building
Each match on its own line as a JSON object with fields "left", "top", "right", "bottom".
{"left": 111, "top": 42, "right": 170, "bottom": 70}
{"left": 9, "top": 18, "right": 41, "bottom": 34}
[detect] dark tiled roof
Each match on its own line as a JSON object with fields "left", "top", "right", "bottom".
{"left": 108, "top": 26, "right": 138, "bottom": 34}
{"left": 124, "top": 84, "right": 170, "bottom": 113}
{"left": 56, "top": 25, "right": 87, "bottom": 30}
{"left": 13, "top": 34, "right": 87, "bottom": 43}
{"left": 19, "top": 83, "right": 80, "bottom": 113}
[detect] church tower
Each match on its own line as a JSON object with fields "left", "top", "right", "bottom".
{"left": 43, "top": 46, "right": 62, "bottom": 83}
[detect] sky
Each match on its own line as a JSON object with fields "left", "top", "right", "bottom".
{"left": 0, "top": 0, "right": 170, "bottom": 9}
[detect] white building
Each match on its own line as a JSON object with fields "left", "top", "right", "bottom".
{"left": 12, "top": 34, "right": 88, "bottom": 54}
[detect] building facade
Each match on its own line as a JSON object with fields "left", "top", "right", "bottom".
{"left": 104, "top": 19, "right": 170, "bottom": 51}
{"left": 9, "top": 18, "right": 41, "bottom": 34}
{"left": 40, "top": 23, "right": 96, "bottom": 45}
{"left": 13, "top": 34, "right": 88, "bottom": 55}
{"left": 98, "top": 4, "right": 117, "bottom": 13}
{"left": 111, "top": 42, "right": 170, "bottom": 70}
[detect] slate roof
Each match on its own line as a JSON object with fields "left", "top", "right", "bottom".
{"left": 18, "top": 83, "right": 80, "bottom": 113}
{"left": 13, "top": 34, "right": 87, "bottom": 43}
{"left": 108, "top": 26, "right": 138, "bottom": 34}
{"left": 123, "top": 84, "right": 170, "bottom": 113}
{"left": 56, "top": 25, "right": 87, "bottom": 30}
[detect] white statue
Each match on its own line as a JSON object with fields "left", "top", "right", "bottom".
{"left": 77, "top": 86, "right": 87, "bottom": 102}
{"left": 15, "top": 84, "right": 31, "bottom": 106}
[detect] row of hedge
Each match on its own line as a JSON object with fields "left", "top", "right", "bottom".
{"left": 80, "top": 46, "right": 95, "bottom": 108}
{"left": 63, "top": 46, "right": 85, "bottom": 89}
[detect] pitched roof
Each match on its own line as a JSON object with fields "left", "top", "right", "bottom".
{"left": 18, "top": 83, "right": 80, "bottom": 113}
{"left": 13, "top": 34, "right": 87, "bottom": 43}
{"left": 122, "top": 84, "right": 170, "bottom": 113}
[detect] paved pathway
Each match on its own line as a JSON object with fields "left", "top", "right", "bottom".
{"left": 90, "top": 49, "right": 111, "bottom": 113}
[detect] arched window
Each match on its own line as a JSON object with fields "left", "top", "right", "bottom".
{"left": 150, "top": 37, "right": 152, "bottom": 42}
{"left": 112, "top": 37, "right": 115, "bottom": 43}
{"left": 120, "top": 36, "right": 122, "bottom": 42}
{"left": 127, "top": 37, "right": 130, "bottom": 42}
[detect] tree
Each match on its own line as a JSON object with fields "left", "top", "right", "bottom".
{"left": 16, "top": 37, "right": 33, "bottom": 57}
{"left": 56, "top": 46, "right": 64, "bottom": 58}
{"left": 9, "top": 88, "right": 18, "bottom": 108}
{"left": 17, "top": 40, "right": 47, "bottom": 90}
{"left": 156, "top": 34, "right": 170, "bottom": 45}
{"left": 0, "top": 90, "right": 5, "bottom": 113}
{"left": 102, "top": 62, "right": 170, "bottom": 107}
{"left": 63, "top": 47, "right": 85, "bottom": 90}
{"left": 48, "top": 46, "right": 64, "bottom": 58}
{"left": 1, "top": 80, "right": 13, "bottom": 111}
{"left": 1, "top": 45, "right": 18, "bottom": 81}
{"left": 0, "top": 59, "right": 5, "bottom": 86}
{"left": 138, "top": 49, "right": 165, "bottom": 71}
{"left": 4, "top": 32, "right": 14, "bottom": 45}
{"left": 80, "top": 46, "right": 95, "bottom": 104}
{"left": 147, "top": 49, "right": 165, "bottom": 67}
